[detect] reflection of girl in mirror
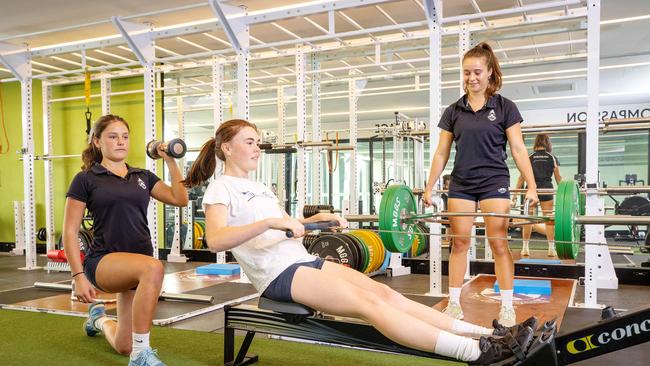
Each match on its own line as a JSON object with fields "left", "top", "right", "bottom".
{"left": 514, "top": 133, "right": 562, "bottom": 257}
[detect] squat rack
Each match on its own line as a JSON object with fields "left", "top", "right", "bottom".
{"left": 1, "top": 0, "right": 622, "bottom": 308}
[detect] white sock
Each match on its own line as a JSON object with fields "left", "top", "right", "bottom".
{"left": 452, "top": 319, "right": 493, "bottom": 336}
{"left": 93, "top": 316, "right": 111, "bottom": 331}
{"left": 549, "top": 241, "right": 555, "bottom": 250}
{"left": 501, "top": 289, "right": 514, "bottom": 308}
{"left": 131, "top": 332, "right": 151, "bottom": 359}
{"left": 448, "top": 287, "right": 462, "bottom": 304}
{"left": 522, "top": 240, "right": 529, "bottom": 248}
{"left": 434, "top": 330, "right": 482, "bottom": 361}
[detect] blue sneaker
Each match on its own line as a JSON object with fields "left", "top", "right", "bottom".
{"left": 84, "top": 302, "right": 106, "bottom": 336}
{"left": 128, "top": 348, "right": 166, "bottom": 366}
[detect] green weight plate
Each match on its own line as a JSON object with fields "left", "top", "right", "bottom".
{"left": 414, "top": 224, "right": 426, "bottom": 257}
{"left": 562, "top": 181, "right": 581, "bottom": 259}
{"left": 556, "top": 181, "right": 581, "bottom": 259}
{"left": 379, "top": 185, "right": 417, "bottom": 253}
{"left": 554, "top": 181, "right": 566, "bottom": 259}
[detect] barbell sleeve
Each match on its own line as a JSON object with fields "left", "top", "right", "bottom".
{"left": 575, "top": 215, "right": 650, "bottom": 225}
{"left": 344, "top": 215, "right": 380, "bottom": 222}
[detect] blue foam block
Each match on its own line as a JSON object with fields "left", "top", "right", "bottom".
{"left": 196, "top": 264, "right": 241, "bottom": 276}
{"left": 494, "top": 279, "right": 552, "bottom": 295}
{"left": 518, "top": 258, "right": 562, "bottom": 265}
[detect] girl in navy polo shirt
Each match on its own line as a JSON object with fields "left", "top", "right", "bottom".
{"left": 184, "top": 119, "right": 537, "bottom": 365}
{"left": 424, "top": 43, "right": 539, "bottom": 327}
{"left": 63, "top": 114, "right": 188, "bottom": 366}
{"left": 515, "top": 133, "right": 562, "bottom": 257}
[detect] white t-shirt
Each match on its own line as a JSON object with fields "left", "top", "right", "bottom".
{"left": 202, "top": 175, "right": 315, "bottom": 293}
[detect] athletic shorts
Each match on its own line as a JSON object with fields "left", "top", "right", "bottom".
{"left": 262, "top": 258, "right": 325, "bottom": 302}
{"left": 448, "top": 186, "right": 511, "bottom": 202}
{"left": 536, "top": 182, "right": 554, "bottom": 202}
{"left": 83, "top": 252, "right": 109, "bottom": 292}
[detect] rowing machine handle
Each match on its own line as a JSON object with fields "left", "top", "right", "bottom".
{"left": 286, "top": 220, "right": 339, "bottom": 238}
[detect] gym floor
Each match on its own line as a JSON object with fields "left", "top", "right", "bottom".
{"left": 1, "top": 246, "right": 649, "bottom": 365}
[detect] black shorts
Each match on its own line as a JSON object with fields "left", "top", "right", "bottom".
{"left": 537, "top": 182, "right": 554, "bottom": 202}
{"left": 262, "top": 258, "right": 325, "bottom": 303}
{"left": 448, "top": 176, "right": 510, "bottom": 202}
{"left": 83, "top": 252, "right": 109, "bottom": 292}
{"left": 448, "top": 189, "right": 510, "bottom": 202}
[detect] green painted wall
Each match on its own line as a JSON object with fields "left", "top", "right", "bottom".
{"left": 0, "top": 76, "right": 163, "bottom": 246}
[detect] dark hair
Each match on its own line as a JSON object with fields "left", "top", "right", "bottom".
{"left": 463, "top": 42, "right": 503, "bottom": 98}
{"left": 81, "top": 114, "right": 129, "bottom": 171}
{"left": 182, "top": 119, "right": 258, "bottom": 187}
{"left": 442, "top": 174, "right": 452, "bottom": 187}
{"left": 533, "top": 134, "right": 552, "bottom": 153}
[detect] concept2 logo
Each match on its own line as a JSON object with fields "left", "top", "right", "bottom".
{"left": 566, "top": 319, "right": 650, "bottom": 354}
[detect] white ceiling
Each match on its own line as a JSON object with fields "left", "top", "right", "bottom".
{"left": 1, "top": 0, "right": 649, "bottom": 131}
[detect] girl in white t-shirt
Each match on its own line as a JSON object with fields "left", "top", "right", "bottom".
{"left": 183, "top": 119, "right": 537, "bottom": 365}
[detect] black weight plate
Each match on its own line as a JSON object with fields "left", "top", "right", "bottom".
{"left": 340, "top": 233, "right": 362, "bottom": 271}
{"left": 337, "top": 234, "right": 362, "bottom": 271}
{"left": 308, "top": 235, "right": 356, "bottom": 268}
{"left": 344, "top": 233, "right": 369, "bottom": 272}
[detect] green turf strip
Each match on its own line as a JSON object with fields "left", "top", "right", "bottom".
{"left": 0, "top": 309, "right": 462, "bottom": 366}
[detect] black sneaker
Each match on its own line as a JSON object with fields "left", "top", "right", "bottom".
{"left": 492, "top": 316, "right": 538, "bottom": 337}
{"left": 469, "top": 326, "right": 534, "bottom": 366}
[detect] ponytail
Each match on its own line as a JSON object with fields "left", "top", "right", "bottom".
{"left": 463, "top": 42, "right": 503, "bottom": 98}
{"left": 182, "top": 119, "right": 258, "bottom": 188}
{"left": 182, "top": 138, "right": 217, "bottom": 188}
{"left": 81, "top": 143, "right": 102, "bottom": 171}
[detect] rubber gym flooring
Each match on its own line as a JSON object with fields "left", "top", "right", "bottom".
{"left": 1, "top": 253, "right": 649, "bottom": 365}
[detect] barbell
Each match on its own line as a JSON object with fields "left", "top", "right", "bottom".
{"left": 345, "top": 181, "right": 650, "bottom": 260}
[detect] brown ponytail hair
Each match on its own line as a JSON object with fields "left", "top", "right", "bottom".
{"left": 463, "top": 42, "right": 503, "bottom": 98}
{"left": 182, "top": 119, "right": 258, "bottom": 188}
{"left": 81, "top": 114, "right": 129, "bottom": 171}
{"left": 533, "top": 133, "right": 552, "bottom": 153}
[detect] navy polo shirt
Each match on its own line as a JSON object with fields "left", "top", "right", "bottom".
{"left": 530, "top": 150, "right": 559, "bottom": 184}
{"left": 439, "top": 94, "right": 522, "bottom": 192}
{"left": 66, "top": 162, "right": 161, "bottom": 257}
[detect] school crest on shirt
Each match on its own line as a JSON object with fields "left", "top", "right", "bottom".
{"left": 137, "top": 178, "right": 147, "bottom": 190}
{"left": 488, "top": 109, "right": 497, "bottom": 121}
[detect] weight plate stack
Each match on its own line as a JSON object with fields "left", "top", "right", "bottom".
{"left": 302, "top": 234, "right": 320, "bottom": 250}
{"left": 346, "top": 232, "right": 370, "bottom": 273}
{"left": 308, "top": 234, "right": 357, "bottom": 268}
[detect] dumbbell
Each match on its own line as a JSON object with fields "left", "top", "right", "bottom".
{"left": 146, "top": 138, "right": 187, "bottom": 159}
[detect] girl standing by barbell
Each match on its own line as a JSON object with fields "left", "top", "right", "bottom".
{"left": 424, "top": 42, "right": 539, "bottom": 327}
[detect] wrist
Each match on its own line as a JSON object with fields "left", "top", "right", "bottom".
{"left": 263, "top": 218, "right": 273, "bottom": 230}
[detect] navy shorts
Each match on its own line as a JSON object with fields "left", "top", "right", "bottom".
{"left": 537, "top": 182, "right": 554, "bottom": 202}
{"left": 262, "top": 258, "right": 325, "bottom": 302}
{"left": 83, "top": 252, "right": 108, "bottom": 292}
{"left": 448, "top": 187, "right": 510, "bottom": 202}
